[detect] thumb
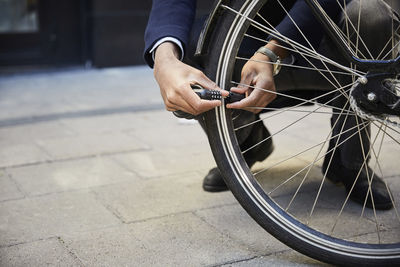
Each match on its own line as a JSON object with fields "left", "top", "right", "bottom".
{"left": 197, "top": 74, "right": 229, "bottom": 97}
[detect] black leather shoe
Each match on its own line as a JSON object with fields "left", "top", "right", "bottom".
{"left": 323, "top": 150, "right": 393, "bottom": 210}
{"left": 203, "top": 124, "right": 274, "bottom": 192}
{"left": 202, "top": 168, "right": 228, "bottom": 192}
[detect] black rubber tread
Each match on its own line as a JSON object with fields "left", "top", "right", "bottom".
{"left": 201, "top": 0, "right": 400, "bottom": 265}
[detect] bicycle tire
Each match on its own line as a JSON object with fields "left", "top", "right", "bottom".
{"left": 202, "top": 0, "right": 400, "bottom": 265}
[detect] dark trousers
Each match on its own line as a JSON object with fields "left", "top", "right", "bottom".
{"left": 188, "top": 0, "right": 398, "bottom": 170}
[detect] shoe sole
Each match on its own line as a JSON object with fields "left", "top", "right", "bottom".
{"left": 202, "top": 184, "right": 229, "bottom": 192}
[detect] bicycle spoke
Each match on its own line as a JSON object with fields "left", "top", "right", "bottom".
{"left": 376, "top": 24, "right": 400, "bottom": 60}
{"left": 288, "top": 100, "right": 353, "bottom": 215}
{"left": 221, "top": 4, "right": 366, "bottom": 78}
{"left": 330, "top": 122, "right": 383, "bottom": 237}
{"left": 307, "top": 102, "right": 353, "bottom": 222}
{"left": 243, "top": 33, "right": 361, "bottom": 75}
{"left": 354, "top": 115, "right": 381, "bottom": 242}
{"left": 236, "top": 54, "right": 354, "bottom": 76}
{"left": 266, "top": 121, "right": 370, "bottom": 196}
{"left": 240, "top": 90, "right": 354, "bottom": 155}
{"left": 233, "top": 82, "right": 355, "bottom": 132}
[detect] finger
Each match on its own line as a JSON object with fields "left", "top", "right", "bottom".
{"left": 229, "top": 70, "right": 254, "bottom": 96}
{"left": 165, "top": 86, "right": 198, "bottom": 114}
{"left": 197, "top": 74, "right": 229, "bottom": 97}
{"left": 230, "top": 86, "right": 248, "bottom": 94}
{"left": 166, "top": 97, "right": 196, "bottom": 114}
{"left": 226, "top": 90, "right": 257, "bottom": 109}
{"left": 181, "top": 87, "right": 222, "bottom": 115}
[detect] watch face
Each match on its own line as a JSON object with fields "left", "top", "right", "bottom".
{"left": 273, "top": 60, "right": 281, "bottom": 76}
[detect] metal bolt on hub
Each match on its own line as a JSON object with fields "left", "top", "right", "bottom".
{"left": 367, "top": 92, "right": 377, "bottom": 102}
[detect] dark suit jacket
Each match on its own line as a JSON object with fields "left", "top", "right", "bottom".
{"left": 144, "top": 0, "right": 344, "bottom": 67}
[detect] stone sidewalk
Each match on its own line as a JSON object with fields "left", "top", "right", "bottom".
{"left": 0, "top": 66, "right": 332, "bottom": 266}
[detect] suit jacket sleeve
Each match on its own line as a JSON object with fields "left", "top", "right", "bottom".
{"left": 144, "top": 0, "right": 196, "bottom": 67}
{"left": 275, "top": 0, "right": 344, "bottom": 50}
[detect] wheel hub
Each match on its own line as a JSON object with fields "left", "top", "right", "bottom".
{"left": 351, "top": 73, "right": 400, "bottom": 117}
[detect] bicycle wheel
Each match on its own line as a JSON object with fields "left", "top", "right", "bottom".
{"left": 202, "top": 0, "right": 400, "bottom": 265}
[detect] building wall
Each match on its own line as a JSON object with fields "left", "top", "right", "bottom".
{"left": 90, "top": 0, "right": 216, "bottom": 67}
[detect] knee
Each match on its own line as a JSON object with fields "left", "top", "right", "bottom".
{"left": 345, "top": 0, "right": 394, "bottom": 29}
{"left": 343, "top": 0, "right": 397, "bottom": 56}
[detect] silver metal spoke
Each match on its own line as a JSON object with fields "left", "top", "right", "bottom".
{"left": 243, "top": 33, "right": 360, "bottom": 74}
{"left": 287, "top": 100, "right": 353, "bottom": 215}
{"left": 333, "top": 0, "right": 374, "bottom": 59}
{"left": 232, "top": 82, "right": 356, "bottom": 132}
{"left": 307, "top": 102, "right": 353, "bottom": 222}
{"left": 266, "top": 1, "right": 343, "bottom": 89}
{"left": 330, "top": 122, "right": 383, "bottom": 236}
{"left": 220, "top": 4, "right": 366, "bottom": 78}
{"left": 247, "top": 106, "right": 352, "bottom": 115}
{"left": 376, "top": 24, "right": 400, "bottom": 60}
{"left": 266, "top": 121, "right": 371, "bottom": 196}
{"left": 236, "top": 55, "right": 354, "bottom": 76}
{"left": 353, "top": 115, "right": 381, "bottom": 243}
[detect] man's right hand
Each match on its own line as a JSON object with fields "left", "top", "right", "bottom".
{"left": 154, "top": 42, "right": 228, "bottom": 116}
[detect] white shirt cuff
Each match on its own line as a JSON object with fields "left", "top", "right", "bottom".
{"left": 150, "top": 37, "right": 184, "bottom": 61}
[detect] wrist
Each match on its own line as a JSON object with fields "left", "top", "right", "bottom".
{"left": 154, "top": 42, "right": 181, "bottom": 66}
{"left": 266, "top": 39, "right": 288, "bottom": 60}
{"left": 255, "top": 45, "right": 281, "bottom": 76}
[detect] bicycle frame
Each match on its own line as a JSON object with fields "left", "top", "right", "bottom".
{"left": 305, "top": 0, "right": 400, "bottom": 72}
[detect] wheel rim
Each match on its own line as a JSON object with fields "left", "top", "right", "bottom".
{"left": 213, "top": 0, "right": 400, "bottom": 260}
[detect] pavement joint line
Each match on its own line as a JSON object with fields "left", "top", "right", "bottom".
{"left": 214, "top": 249, "right": 294, "bottom": 267}
{"left": 56, "top": 236, "right": 85, "bottom": 266}
{"left": 207, "top": 255, "right": 260, "bottom": 267}
{"left": 109, "top": 157, "right": 147, "bottom": 180}
{"left": 0, "top": 236, "right": 58, "bottom": 249}
{"left": 193, "top": 208, "right": 268, "bottom": 256}
{"left": 34, "top": 141, "right": 55, "bottom": 160}
{"left": 0, "top": 196, "right": 26, "bottom": 204}
{"left": 122, "top": 202, "right": 240, "bottom": 226}
{"left": 0, "top": 103, "right": 165, "bottom": 128}
{"left": 0, "top": 187, "right": 93, "bottom": 203}
{"left": 0, "top": 177, "right": 136, "bottom": 203}
{"left": 90, "top": 189, "right": 128, "bottom": 224}
{"left": 5, "top": 172, "right": 26, "bottom": 197}
{"left": 0, "top": 147, "right": 151, "bottom": 170}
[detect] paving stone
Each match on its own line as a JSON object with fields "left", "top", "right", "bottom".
{"left": 0, "top": 191, "right": 120, "bottom": 246}
{"left": 59, "top": 113, "right": 139, "bottom": 135}
{"left": 7, "top": 157, "right": 138, "bottom": 196}
{"left": 63, "top": 213, "right": 255, "bottom": 266}
{"left": 36, "top": 132, "right": 149, "bottom": 160}
{"left": 0, "top": 238, "right": 81, "bottom": 267}
{"left": 112, "top": 146, "right": 215, "bottom": 178}
{"left": 0, "top": 143, "right": 51, "bottom": 168}
{"left": 92, "top": 173, "right": 237, "bottom": 222}
{"left": 0, "top": 121, "right": 75, "bottom": 145}
{"left": 125, "top": 111, "right": 208, "bottom": 149}
{"left": 195, "top": 204, "right": 289, "bottom": 255}
{"left": 0, "top": 173, "right": 24, "bottom": 202}
{"left": 226, "top": 250, "right": 327, "bottom": 266}
{"left": 0, "top": 66, "right": 161, "bottom": 121}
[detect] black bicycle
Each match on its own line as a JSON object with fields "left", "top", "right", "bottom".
{"left": 195, "top": 0, "right": 400, "bottom": 265}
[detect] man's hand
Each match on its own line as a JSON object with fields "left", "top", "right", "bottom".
{"left": 227, "top": 40, "right": 287, "bottom": 114}
{"left": 154, "top": 42, "right": 229, "bottom": 116}
{"left": 227, "top": 52, "right": 276, "bottom": 114}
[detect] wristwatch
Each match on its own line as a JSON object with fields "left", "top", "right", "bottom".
{"left": 255, "top": 46, "right": 281, "bottom": 76}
